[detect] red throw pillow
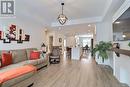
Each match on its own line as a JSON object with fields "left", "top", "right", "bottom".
{"left": 2, "top": 53, "right": 12, "bottom": 67}
{"left": 0, "top": 59, "right": 2, "bottom": 68}
{"left": 30, "top": 51, "right": 40, "bottom": 60}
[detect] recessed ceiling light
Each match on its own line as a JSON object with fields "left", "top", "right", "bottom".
{"left": 122, "top": 35, "right": 126, "bottom": 38}
{"left": 88, "top": 24, "right": 91, "bottom": 27}
{"left": 115, "top": 21, "right": 120, "bottom": 24}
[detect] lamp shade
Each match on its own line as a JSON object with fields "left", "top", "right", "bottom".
{"left": 41, "top": 43, "right": 45, "bottom": 47}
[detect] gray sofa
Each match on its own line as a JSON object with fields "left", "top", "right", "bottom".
{"left": 0, "top": 48, "right": 49, "bottom": 87}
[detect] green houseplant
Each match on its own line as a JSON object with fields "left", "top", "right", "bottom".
{"left": 128, "top": 42, "right": 130, "bottom": 47}
{"left": 92, "top": 41, "right": 112, "bottom": 63}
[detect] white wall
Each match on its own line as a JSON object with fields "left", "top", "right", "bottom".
{"left": 0, "top": 18, "right": 45, "bottom": 50}
{"left": 95, "top": 0, "right": 129, "bottom": 68}
{"left": 53, "top": 32, "right": 64, "bottom": 47}
{"left": 113, "top": 41, "right": 130, "bottom": 86}
{"left": 112, "top": 0, "right": 130, "bottom": 86}
{"left": 66, "top": 36, "right": 76, "bottom": 47}
{"left": 96, "top": 20, "right": 113, "bottom": 42}
{"left": 46, "top": 31, "right": 65, "bottom": 53}
{"left": 95, "top": 19, "right": 113, "bottom": 67}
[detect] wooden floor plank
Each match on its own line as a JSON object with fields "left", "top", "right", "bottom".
{"left": 33, "top": 55, "right": 122, "bottom": 87}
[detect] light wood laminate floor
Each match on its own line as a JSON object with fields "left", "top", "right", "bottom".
{"left": 33, "top": 56, "right": 122, "bottom": 87}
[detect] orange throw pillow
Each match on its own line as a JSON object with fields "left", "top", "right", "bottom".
{"left": 2, "top": 53, "right": 12, "bottom": 67}
{"left": 30, "top": 51, "right": 40, "bottom": 60}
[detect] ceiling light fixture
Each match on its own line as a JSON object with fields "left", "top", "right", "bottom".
{"left": 57, "top": 3, "right": 68, "bottom": 25}
{"left": 115, "top": 21, "right": 120, "bottom": 24}
{"left": 122, "top": 35, "right": 126, "bottom": 38}
{"left": 88, "top": 24, "right": 91, "bottom": 27}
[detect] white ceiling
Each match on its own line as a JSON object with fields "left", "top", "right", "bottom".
{"left": 5, "top": 0, "right": 124, "bottom": 35}
{"left": 52, "top": 24, "right": 96, "bottom": 36}
{"left": 16, "top": 0, "right": 111, "bottom": 27}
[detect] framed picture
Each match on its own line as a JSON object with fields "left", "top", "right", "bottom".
{"left": 24, "top": 34, "right": 30, "bottom": 41}
{"left": 3, "top": 39, "right": 11, "bottom": 43}
{"left": 19, "top": 29, "right": 22, "bottom": 34}
{"left": 8, "top": 24, "right": 16, "bottom": 41}
{"left": 3, "top": 31, "right": 11, "bottom": 43}
{"left": 17, "top": 40, "right": 23, "bottom": 43}
{"left": 17, "top": 35, "right": 23, "bottom": 43}
{"left": 0, "top": 24, "right": 30, "bottom": 43}
{"left": 59, "top": 38, "right": 62, "bottom": 43}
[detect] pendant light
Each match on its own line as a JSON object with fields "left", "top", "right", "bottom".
{"left": 57, "top": 3, "right": 68, "bottom": 25}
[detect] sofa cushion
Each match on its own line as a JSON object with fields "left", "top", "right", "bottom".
{"left": 15, "top": 60, "right": 38, "bottom": 66}
{"left": 37, "top": 59, "right": 45, "bottom": 64}
{"left": 1, "top": 71, "right": 35, "bottom": 87}
{"left": 1, "top": 53, "right": 12, "bottom": 67}
{"left": 37, "top": 56, "right": 48, "bottom": 64}
{"left": 10, "top": 49, "right": 27, "bottom": 63}
{"left": 0, "top": 65, "right": 36, "bottom": 84}
{"left": 0, "top": 60, "right": 37, "bottom": 73}
{"left": 26, "top": 60, "right": 38, "bottom": 66}
{"left": 11, "top": 60, "right": 38, "bottom": 67}
{"left": 0, "top": 60, "right": 38, "bottom": 74}
{"left": 0, "top": 64, "right": 24, "bottom": 73}
{"left": 26, "top": 48, "right": 37, "bottom": 59}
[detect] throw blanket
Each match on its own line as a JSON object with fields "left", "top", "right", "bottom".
{"left": 0, "top": 65, "right": 37, "bottom": 84}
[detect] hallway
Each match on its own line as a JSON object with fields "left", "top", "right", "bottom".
{"left": 34, "top": 55, "right": 122, "bottom": 87}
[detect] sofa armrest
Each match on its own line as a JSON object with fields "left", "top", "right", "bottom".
{"left": 48, "top": 52, "right": 52, "bottom": 57}
{"left": 45, "top": 53, "right": 49, "bottom": 65}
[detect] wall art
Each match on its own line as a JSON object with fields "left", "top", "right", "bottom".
{"left": 59, "top": 38, "right": 62, "bottom": 43}
{"left": 3, "top": 39, "right": 11, "bottom": 43}
{"left": 8, "top": 24, "right": 16, "bottom": 41}
{"left": 24, "top": 34, "right": 30, "bottom": 41}
{"left": 0, "top": 24, "right": 30, "bottom": 44}
{"left": 0, "top": 31, "right": 2, "bottom": 40}
{"left": 17, "top": 29, "right": 23, "bottom": 43}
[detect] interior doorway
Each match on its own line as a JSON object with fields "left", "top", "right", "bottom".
{"left": 75, "top": 34, "right": 93, "bottom": 48}
{"left": 49, "top": 36, "right": 53, "bottom": 52}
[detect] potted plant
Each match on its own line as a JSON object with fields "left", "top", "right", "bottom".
{"left": 92, "top": 41, "right": 112, "bottom": 63}
{"left": 128, "top": 42, "right": 130, "bottom": 47}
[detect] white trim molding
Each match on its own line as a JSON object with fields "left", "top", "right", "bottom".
{"left": 102, "top": 0, "right": 113, "bottom": 20}
{"left": 51, "top": 16, "right": 102, "bottom": 27}
{"left": 113, "top": 0, "right": 130, "bottom": 22}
